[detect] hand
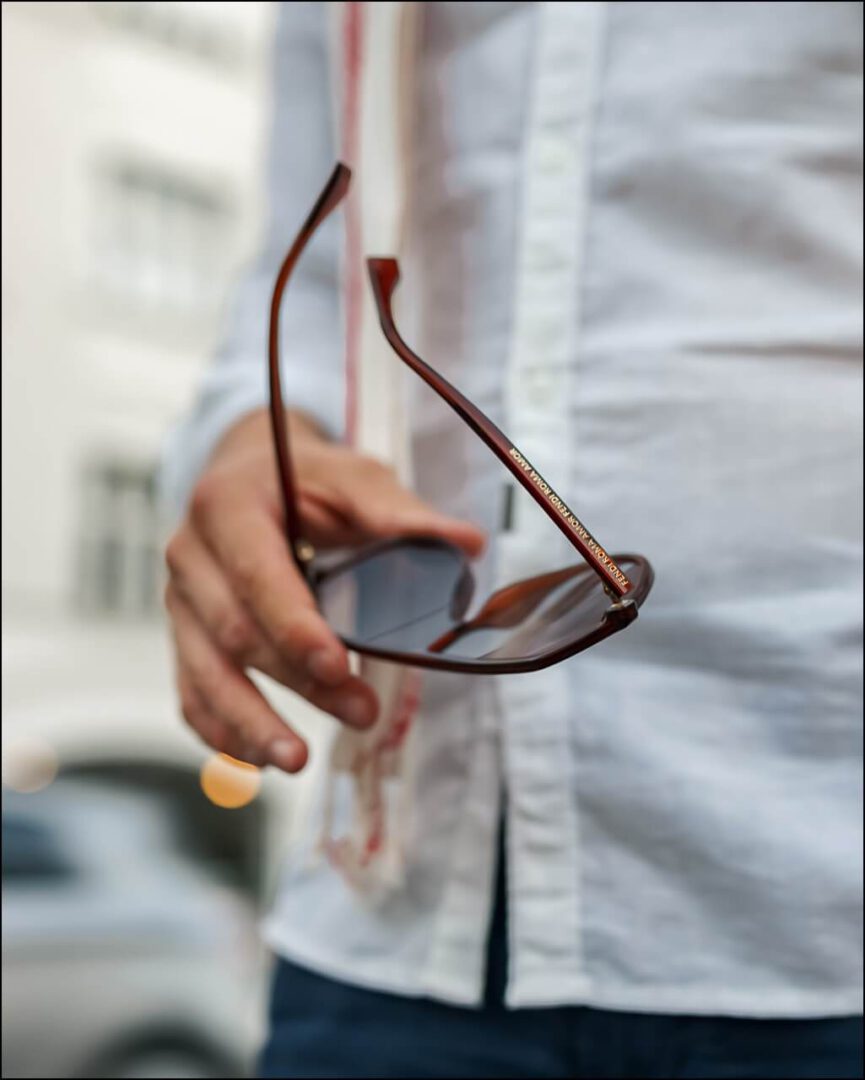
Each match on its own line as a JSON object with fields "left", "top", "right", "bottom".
{"left": 164, "top": 408, "right": 485, "bottom": 772}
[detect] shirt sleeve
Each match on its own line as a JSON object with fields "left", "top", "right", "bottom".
{"left": 159, "top": 1, "right": 343, "bottom": 520}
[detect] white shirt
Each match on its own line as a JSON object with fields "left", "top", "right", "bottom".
{"left": 162, "top": 1, "right": 864, "bottom": 1016}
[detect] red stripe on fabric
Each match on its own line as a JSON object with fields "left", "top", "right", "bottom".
{"left": 341, "top": 1, "right": 364, "bottom": 446}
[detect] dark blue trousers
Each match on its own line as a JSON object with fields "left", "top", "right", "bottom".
{"left": 259, "top": 844, "right": 863, "bottom": 1079}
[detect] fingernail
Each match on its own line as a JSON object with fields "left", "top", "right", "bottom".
{"left": 335, "top": 695, "right": 376, "bottom": 729}
{"left": 307, "top": 648, "right": 347, "bottom": 686}
{"left": 269, "top": 739, "right": 304, "bottom": 772}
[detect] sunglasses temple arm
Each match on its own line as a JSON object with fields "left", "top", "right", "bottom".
{"left": 268, "top": 163, "right": 352, "bottom": 581}
{"left": 366, "top": 257, "right": 632, "bottom": 598}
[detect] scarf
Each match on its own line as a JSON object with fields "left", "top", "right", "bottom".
{"left": 319, "top": 1, "right": 422, "bottom": 897}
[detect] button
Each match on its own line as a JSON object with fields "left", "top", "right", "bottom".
{"left": 527, "top": 369, "right": 555, "bottom": 407}
{"left": 535, "top": 137, "right": 572, "bottom": 176}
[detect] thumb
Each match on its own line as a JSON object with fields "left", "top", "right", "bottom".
{"left": 348, "top": 474, "right": 487, "bottom": 558}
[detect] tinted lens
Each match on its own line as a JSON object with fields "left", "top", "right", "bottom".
{"left": 436, "top": 562, "right": 630, "bottom": 661}
{"left": 317, "top": 543, "right": 649, "bottom": 666}
{"left": 316, "top": 540, "right": 475, "bottom": 654}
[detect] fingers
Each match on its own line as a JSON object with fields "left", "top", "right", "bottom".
{"left": 169, "top": 588, "right": 309, "bottom": 772}
{"left": 285, "top": 439, "right": 487, "bottom": 556}
{"left": 176, "top": 672, "right": 265, "bottom": 766}
{"left": 189, "top": 475, "right": 351, "bottom": 687}
{"left": 167, "top": 529, "right": 311, "bottom": 688}
{"left": 306, "top": 677, "right": 379, "bottom": 730}
{"left": 345, "top": 457, "right": 487, "bottom": 557}
{"left": 166, "top": 528, "right": 262, "bottom": 663}
{"left": 166, "top": 523, "right": 381, "bottom": 733}
{"left": 167, "top": 435, "right": 482, "bottom": 774}
{"left": 166, "top": 529, "right": 309, "bottom": 690}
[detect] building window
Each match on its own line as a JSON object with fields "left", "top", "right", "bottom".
{"left": 76, "top": 460, "right": 162, "bottom": 618}
{"left": 92, "top": 2, "right": 247, "bottom": 67}
{"left": 92, "top": 157, "right": 232, "bottom": 316}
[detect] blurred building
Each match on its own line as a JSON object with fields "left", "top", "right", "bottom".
{"left": 2, "top": 0, "right": 330, "bottom": 904}
{"left": 1, "top": 7, "right": 350, "bottom": 1074}
{"left": 3, "top": 0, "right": 275, "bottom": 608}
{"left": 0, "top": 3, "right": 323, "bottom": 1073}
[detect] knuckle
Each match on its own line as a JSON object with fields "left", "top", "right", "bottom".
{"left": 271, "top": 618, "right": 307, "bottom": 658}
{"left": 185, "top": 651, "right": 216, "bottom": 691}
{"left": 164, "top": 533, "right": 186, "bottom": 577}
{"left": 190, "top": 472, "right": 224, "bottom": 522}
{"left": 229, "top": 711, "right": 258, "bottom": 747}
{"left": 230, "top": 555, "right": 261, "bottom": 597}
{"left": 291, "top": 674, "right": 316, "bottom": 700}
{"left": 216, "top": 613, "right": 256, "bottom": 660}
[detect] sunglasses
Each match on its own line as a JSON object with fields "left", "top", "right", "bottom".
{"left": 268, "top": 163, "right": 653, "bottom": 674}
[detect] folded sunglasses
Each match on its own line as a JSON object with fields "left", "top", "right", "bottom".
{"left": 267, "top": 163, "right": 653, "bottom": 674}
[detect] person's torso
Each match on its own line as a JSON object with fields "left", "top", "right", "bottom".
{"left": 269, "top": 1, "right": 863, "bottom": 1014}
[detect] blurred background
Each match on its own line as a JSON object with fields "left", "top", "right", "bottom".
{"left": 2, "top": 4, "right": 323, "bottom": 1076}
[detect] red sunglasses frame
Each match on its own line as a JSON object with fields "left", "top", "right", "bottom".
{"left": 267, "top": 163, "right": 653, "bottom": 673}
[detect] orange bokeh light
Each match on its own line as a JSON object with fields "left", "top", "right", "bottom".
{"left": 200, "top": 753, "right": 261, "bottom": 809}
{"left": 2, "top": 736, "right": 59, "bottom": 793}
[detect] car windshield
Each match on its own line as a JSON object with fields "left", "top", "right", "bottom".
{"left": 2, "top": 780, "right": 184, "bottom": 886}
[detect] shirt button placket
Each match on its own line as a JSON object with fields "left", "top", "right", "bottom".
{"left": 498, "top": 0, "right": 608, "bottom": 1008}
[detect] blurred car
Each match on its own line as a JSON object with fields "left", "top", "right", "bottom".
{"left": 2, "top": 778, "right": 266, "bottom": 1079}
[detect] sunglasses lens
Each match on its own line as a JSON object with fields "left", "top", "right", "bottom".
{"left": 438, "top": 565, "right": 627, "bottom": 662}
{"left": 318, "top": 545, "right": 649, "bottom": 667}
{"left": 316, "top": 540, "right": 475, "bottom": 654}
